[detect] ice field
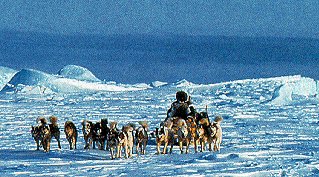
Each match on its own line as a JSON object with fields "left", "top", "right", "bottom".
{"left": 1, "top": 66, "right": 319, "bottom": 176}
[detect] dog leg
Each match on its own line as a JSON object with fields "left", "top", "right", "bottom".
{"left": 208, "top": 141, "right": 212, "bottom": 151}
{"left": 185, "top": 139, "right": 190, "bottom": 154}
{"left": 36, "top": 140, "right": 40, "bottom": 150}
{"left": 142, "top": 141, "right": 147, "bottom": 155}
{"left": 162, "top": 141, "right": 168, "bottom": 154}
{"left": 57, "top": 137, "right": 61, "bottom": 149}
{"left": 200, "top": 139, "right": 204, "bottom": 152}
{"left": 214, "top": 138, "right": 221, "bottom": 152}
{"left": 179, "top": 140, "right": 183, "bottom": 154}
{"left": 194, "top": 139, "right": 198, "bottom": 153}
{"left": 169, "top": 142, "right": 173, "bottom": 154}
{"left": 110, "top": 148, "right": 114, "bottom": 159}
{"left": 156, "top": 142, "right": 161, "bottom": 155}
{"left": 124, "top": 144, "right": 128, "bottom": 158}
{"left": 47, "top": 141, "right": 50, "bottom": 152}
{"left": 117, "top": 145, "right": 122, "bottom": 158}
{"left": 74, "top": 137, "right": 77, "bottom": 149}
{"left": 136, "top": 142, "right": 140, "bottom": 155}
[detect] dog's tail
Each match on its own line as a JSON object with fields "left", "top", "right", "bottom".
{"left": 138, "top": 121, "right": 148, "bottom": 129}
{"left": 49, "top": 116, "right": 58, "bottom": 125}
{"left": 109, "top": 122, "right": 117, "bottom": 130}
{"left": 214, "top": 116, "right": 223, "bottom": 123}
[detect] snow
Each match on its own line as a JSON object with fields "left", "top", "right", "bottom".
{"left": 1, "top": 67, "right": 319, "bottom": 176}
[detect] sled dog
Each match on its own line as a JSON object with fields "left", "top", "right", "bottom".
{"left": 156, "top": 120, "right": 174, "bottom": 154}
{"left": 64, "top": 121, "right": 78, "bottom": 150}
{"left": 82, "top": 120, "right": 94, "bottom": 149}
{"left": 49, "top": 116, "right": 61, "bottom": 149}
{"left": 100, "top": 118, "right": 110, "bottom": 150}
{"left": 108, "top": 122, "right": 119, "bottom": 159}
{"left": 135, "top": 121, "right": 148, "bottom": 155}
{"left": 117, "top": 125, "right": 134, "bottom": 158}
{"left": 210, "top": 116, "right": 223, "bottom": 152}
{"left": 31, "top": 125, "right": 42, "bottom": 150}
{"left": 177, "top": 119, "right": 189, "bottom": 154}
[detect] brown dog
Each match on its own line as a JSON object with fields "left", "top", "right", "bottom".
{"left": 49, "top": 116, "right": 61, "bottom": 149}
{"left": 176, "top": 119, "right": 189, "bottom": 154}
{"left": 135, "top": 121, "right": 148, "bottom": 155}
{"left": 82, "top": 120, "right": 94, "bottom": 149}
{"left": 185, "top": 116, "right": 199, "bottom": 153}
{"left": 64, "top": 121, "right": 78, "bottom": 150}
{"left": 31, "top": 125, "right": 42, "bottom": 150}
{"left": 41, "top": 124, "right": 51, "bottom": 152}
{"left": 197, "top": 116, "right": 223, "bottom": 152}
{"left": 117, "top": 131, "right": 127, "bottom": 158}
{"left": 31, "top": 117, "right": 51, "bottom": 152}
{"left": 108, "top": 122, "right": 119, "bottom": 159}
{"left": 209, "top": 116, "right": 223, "bottom": 152}
{"left": 197, "top": 118, "right": 210, "bottom": 152}
{"left": 156, "top": 120, "right": 174, "bottom": 154}
{"left": 124, "top": 125, "right": 134, "bottom": 158}
{"left": 117, "top": 125, "right": 134, "bottom": 158}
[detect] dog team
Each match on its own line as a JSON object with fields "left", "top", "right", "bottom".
{"left": 31, "top": 114, "right": 222, "bottom": 158}
{"left": 31, "top": 116, "right": 150, "bottom": 159}
{"left": 31, "top": 91, "right": 223, "bottom": 159}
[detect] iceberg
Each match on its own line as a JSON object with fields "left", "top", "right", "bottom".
{"left": 269, "top": 76, "right": 318, "bottom": 105}
{"left": 151, "top": 81, "right": 168, "bottom": 87}
{"left": 0, "top": 66, "right": 18, "bottom": 90}
{"left": 57, "top": 65, "right": 101, "bottom": 82}
{"left": 1, "top": 67, "right": 149, "bottom": 93}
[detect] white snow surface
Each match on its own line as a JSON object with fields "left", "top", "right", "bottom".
{"left": 1, "top": 68, "right": 319, "bottom": 176}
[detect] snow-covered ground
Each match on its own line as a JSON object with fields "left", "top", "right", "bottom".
{"left": 1, "top": 66, "right": 319, "bottom": 176}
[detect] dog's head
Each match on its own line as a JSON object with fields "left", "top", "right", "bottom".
{"left": 101, "top": 118, "right": 108, "bottom": 129}
{"left": 82, "top": 120, "right": 93, "bottom": 136}
{"left": 64, "top": 121, "right": 76, "bottom": 136}
{"left": 156, "top": 126, "right": 168, "bottom": 140}
{"left": 177, "top": 125, "right": 188, "bottom": 139}
{"left": 136, "top": 126, "right": 148, "bottom": 140}
{"left": 207, "top": 123, "right": 218, "bottom": 138}
{"left": 93, "top": 122, "right": 102, "bottom": 136}
{"left": 108, "top": 129, "right": 119, "bottom": 146}
{"left": 41, "top": 124, "right": 51, "bottom": 138}
{"left": 31, "top": 126, "right": 41, "bottom": 139}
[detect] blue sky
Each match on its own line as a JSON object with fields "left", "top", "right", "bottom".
{"left": 1, "top": 1, "right": 319, "bottom": 38}
{"left": 1, "top": 1, "right": 319, "bottom": 84}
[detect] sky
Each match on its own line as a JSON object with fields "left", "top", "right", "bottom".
{"left": 1, "top": 1, "right": 319, "bottom": 84}
{"left": 1, "top": 1, "right": 319, "bottom": 38}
